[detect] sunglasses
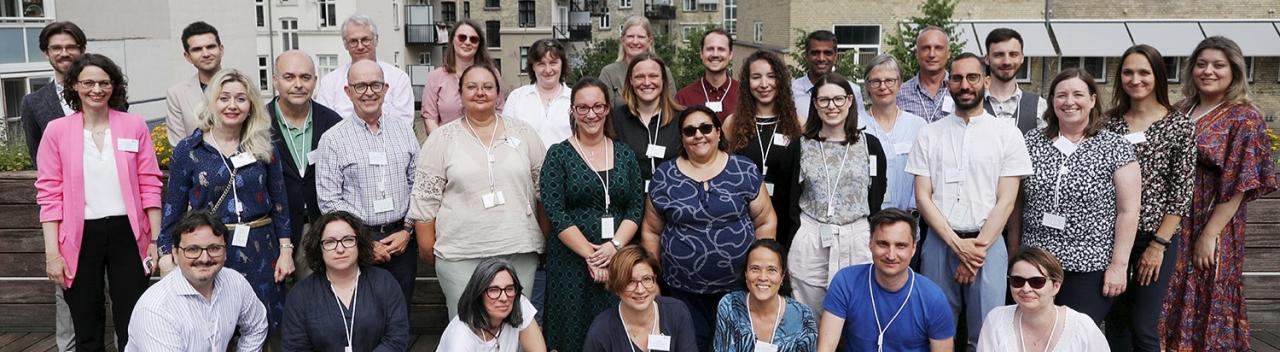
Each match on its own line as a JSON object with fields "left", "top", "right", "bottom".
{"left": 1008, "top": 275, "right": 1049, "bottom": 289}
{"left": 681, "top": 123, "right": 715, "bottom": 137}
{"left": 456, "top": 34, "right": 480, "bottom": 45}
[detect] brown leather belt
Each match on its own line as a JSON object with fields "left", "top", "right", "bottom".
{"left": 236, "top": 216, "right": 273, "bottom": 229}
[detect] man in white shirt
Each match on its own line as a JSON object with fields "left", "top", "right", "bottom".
{"left": 983, "top": 27, "right": 1047, "bottom": 134}
{"left": 793, "top": 30, "right": 866, "bottom": 122}
{"left": 165, "top": 21, "right": 224, "bottom": 144}
{"left": 905, "top": 53, "right": 1032, "bottom": 350}
{"left": 126, "top": 211, "right": 267, "bottom": 352}
{"left": 313, "top": 14, "right": 414, "bottom": 124}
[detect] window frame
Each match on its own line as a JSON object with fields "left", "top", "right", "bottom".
{"left": 257, "top": 56, "right": 270, "bottom": 91}
{"left": 1058, "top": 57, "right": 1107, "bottom": 83}
{"left": 485, "top": 20, "right": 501, "bottom": 49}
{"left": 317, "top": 54, "right": 339, "bottom": 77}
{"left": 485, "top": 0, "right": 500, "bottom": 9}
{"left": 1164, "top": 56, "right": 1181, "bottom": 83}
{"left": 599, "top": 13, "right": 611, "bottom": 29}
{"left": 280, "top": 18, "right": 299, "bottom": 51}
{"left": 832, "top": 24, "right": 881, "bottom": 66}
{"left": 619, "top": 0, "right": 632, "bottom": 9}
{"left": 442, "top": 1, "right": 458, "bottom": 23}
{"left": 318, "top": 0, "right": 338, "bottom": 28}
{"left": 723, "top": 0, "right": 736, "bottom": 36}
{"left": 753, "top": 21, "right": 762, "bottom": 43}
{"left": 518, "top": 0, "right": 536, "bottom": 28}
{"left": 255, "top": 0, "right": 266, "bottom": 28}
{"left": 519, "top": 46, "right": 530, "bottom": 74}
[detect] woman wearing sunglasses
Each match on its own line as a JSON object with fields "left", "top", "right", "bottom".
{"left": 282, "top": 211, "right": 409, "bottom": 351}
{"left": 789, "top": 72, "right": 887, "bottom": 315}
{"left": 584, "top": 246, "right": 699, "bottom": 352}
{"left": 612, "top": 53, "right": 683, "bottom": 188}
{"left": 422, "top": 19, "right": 506, "bottom": 133}
{"left": 438, "top": 257, "right": 547, "bottom": 352}
{"left": 976, "top": 247, "right": 1108, "bottom": 351}
{"left": 641, "top": 106, "right": 778, "bottom": 351}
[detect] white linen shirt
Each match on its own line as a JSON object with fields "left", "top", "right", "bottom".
{"left": 126, "top": 268, "right": 267, "bottom": 352}
{"left": 905, "top": 112, "right": 1032, "bottom": 232}
{"left": 313, "top": 60, "right": 415, "bottom": 124}
{"left": 793, "top": 75, "right": 867, "bottom": 123}
{"left": 436, "top": 296, "right": 537, "bottom": 352}
{"left": 502, "top": 84, "right": 573, "bottom": 146}
{"left": 82, "top": 129, "right": 127, "bottom": 219}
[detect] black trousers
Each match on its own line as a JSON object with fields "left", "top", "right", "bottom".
{"left": 63, "top": 216, "right": 149, "bottom": 352}
{"left": 1106, "top": 232, "right": 1180, "bottom": 352}
{"left": 1055, "top": 270, "right": 1113, "bottom": 323}
{"left": 368, "top": 223, "right": 418, "bottom": 315}
{"left": 665, "top": 287, "right": 727, "bottom": 352}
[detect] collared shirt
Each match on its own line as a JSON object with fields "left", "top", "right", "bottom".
{"left": 1105, "top": 111, "right": 1195, "bottom": 234}
{"left": 126, "top": 268, "right": 268, "bottom": 352}
{"left": 55, "top": 82, "right": 73, "bottom": 115}
{"left": 501, "top": 83, "right": 572, "bottom": 146}
{"left": 316, "top": 115, "right": 418, "bottom": 226}
{"left": 313, "top": 60, "right": 415, "bottom": 124}
{"left": 897, "top": 74, "right": 954, "bottom": 123}
{"left": 905, "top": 112, "right": 1032, "bottom": 231}
{"left": 793, "top": 75, "right": 867, "bottom": 122}
{"left": 274, "top": 103, "right": 314, "bottom": 175}
{"left": 675, "top": 75, "right": 739, "bottom": 121}
{"left": 984, "top": 87, "right": 1047, "bottom": 129}
{"left": 861, "top": 109, "right": 929, "bottom": 210}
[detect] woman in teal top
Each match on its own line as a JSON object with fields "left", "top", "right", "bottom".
{"left": 714, "top": 239, "right": 817, "bottom": 352}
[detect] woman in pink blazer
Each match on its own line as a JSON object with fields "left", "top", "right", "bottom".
{"left": 35, "top": 53, "right": 163, "bottom": 352}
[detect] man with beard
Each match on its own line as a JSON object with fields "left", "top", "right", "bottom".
{"left": 165, "top": 21, "right": 225, "bottom": 145}
{"left": 793, "top": 30, "right": 866, "bottom": 121}
{"left": 983, "top": 28, "right": 1046, "bottom": 134}
{"left": 897, "top": 27, "right": 954, "bottom": 123}
{"left": 126, "top": 211, "right": 267, "bottom": 351}
{"left": 267, "top": 50, "right": 344, "bottom": 279}
{"left": 313, "top": 15, "right": 414, "bottom": 125}
{"left": 675, "top": 28, "right": 738, "bottom": 121}
{"left": 905, "top": 53, "right": 1031, "bottom": 349}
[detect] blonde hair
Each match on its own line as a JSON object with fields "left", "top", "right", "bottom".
{"left": 198, "top": 69, "right": 275, "bottom": 162}
{"left": 1182, "top": 36, "right": 1253, "bottom": 106}
{"left": 615, "top": 16, "right": 655, "bottom": 63}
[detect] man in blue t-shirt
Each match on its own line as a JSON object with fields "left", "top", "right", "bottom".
{"left": 817, "top": 209, "right": 955, "bottom": 352}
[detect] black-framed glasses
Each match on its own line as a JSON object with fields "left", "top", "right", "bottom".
{"left": 349, "top": 81, "right": 387, "bottom": 94}
{"left": 815, "top": 95, "right": 851, "bottom": 108}
{"left": 456, "top": 34, "right": 480, "bottom": 45}
{"left": 177, "top": 244, "right": 226, "bottom": 259}
{"left": 626, "top": 275, "right": 657, "bottom": 291}
{"left": 47, "top": 44, "right": 81, "bottom": 54}
{"left": 345, "top": 37, "right": 375, "bottom": 48}
{"left": 681, "top": 123, "right": 715, "bottom": 137}
{"left": 949, "top": 73, "right": 984, "bottom": 85}
{"left": 321, "top": 236, "right": 358, "bottom": 251}
{"left": 1008, "top": 275, "right": 1049, "bottom": 289}
{"left": 866, "top": 78, "right": 900, "bottom": 88}
{"left": 573, "top": 103, "right": 609, "bottom": 115}
{"left": 484, "top": 285, "right": 518, "bottom": 299}
{"left": 76, "top": 80, "right": 113, "bottom": 90}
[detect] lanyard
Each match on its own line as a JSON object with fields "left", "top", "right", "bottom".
{"left": 641, "top": 112, "right": 662, "bottom": 173}
{"left": 570, "top": 136, "right": 613, "bottom": 214}
{"left": 754, "top": 117, "right": 778, "bottom": 177}
{"left": 213, "top": 141, "right": 243, "bottom": 224}
{"left": 274, "top": 102, "right": 312, "bottom": 174}
{"left": 619, "top": 303, "right": 661, "bottom": 352}
{"left": 1016, "top": 306, "right": 1059, "bottom": 352}
{"left": 745, "top": 295, "right": 785, "bottom": 345}
{"left": 330, "top": 270, "right": 360, "bottom": 351}
{"left": 1185, "top": 101, "right": 1225, "bottom": 122}
{"left": 464, "top": 116, "right": 505, "bottom": 194}
{"left": 817, "top": 140, "right": 852, "bottom": 221}
{"left": 869, "top": 265, "right": 915, "bottom": 352}
{"left": 700, "top": 78, "right": 730, "bottom": 105}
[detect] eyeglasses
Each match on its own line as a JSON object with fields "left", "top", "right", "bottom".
{"left": 573, "top": 103, "right": 610, "bottom": 115}
{"left": 46, "top": 45, "right": 81, "bottom": 54}
{"left": 1008, "top": 275, "right": 1049, "bottom": 289}
{"left": 681, "top": 123, "right": 715, "bottom": 137}
{"left": 626, "top": 275, "right": 657, "bottom": 291}
{"left": 321, "top": 236, "right": 358, "bottom": 251}
{"left": 76, "top": 80, "right": 113, "bottom": 90}
{"left": 456, "top": 34, "right": 480, "bottom": 45}
{"left": 866, "top": 78, "right": 900, "bottom": 88}
{"left": 949, "top": 73, "right": 984, "bottom": 85}
{"left": 177, "top": 244, "right": 226, "bottom": 259}
{"left": 484, "top": 285, "right": 518, "bottom": 299}
{"left": 345, "top": 37, "right": 375, "bottom": 48}
{"left": 815, "top": 95, "right": 851, "bottom": 108}
{"left": 349, "top": 81, "right": 387, "bottom": 94}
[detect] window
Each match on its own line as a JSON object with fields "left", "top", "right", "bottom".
{"left": 683, "top": 0, "right": 696, "bottom": 11}
{"left": 418, "top": 52, "right": 432, "bottom": 65}
{"left": 442, "top": 2, "right": 457, "bottom": 23}
{"left": 699, "top": 0, "right": 716, "bottom": 12}
{"left": 493, "top": 58, "right": 502, "bottom": 74}
{"left": 0, "top": 0, "right": 47, "bottom": 17}
{"left": 619, "top": 0, "right": 632, "bottom": 9}
{"left": 833, "top": 25, "right": 880, "bottom": 65}
{"left": 681, "top": 25, "right": 702, "bottom": 43}
{"left": 281, "top": 18, "right": 299, "bottom": 51}
{"left": 753, "top": 22, "right": 763, "bottom": 43}
{"left": 318, "top": 55, "right": 339, "bottom": 77}
{"left": 485, "top": 0, "right": 500, "bottom": 9}
{"left": 319, "top": 0, "right": 338, "bottom": 27}
{"left": 599, "top": 13, "right": 610, "bottom": 29}
{"left": 518, "top": 0, "right": 535, "bottom": 28}
{"left": 1164, "top": 57, "right": 1181, "bottom": 83}
{"left": 485, "top": 21, "right": 501, "bottom": 48}
{"left": 1059, "top": 57, "right": 1106, "bottom": 83}
{"left": 1016, "top": 59, "right": 1031, "bottom": 82}
{"left": 3, "top": 77, "right": 29, "bottom": 118}
{"left": 723, "top": 0, "right": 736, "bottom": 36}
{"left": 519, "top": 46, "right": 530, "bottom": 73}
{"left": 255, "top": 0, "right": 265, "bottom": 27}
{"left": 464, "top": 1, "right": 471, "bottom": 18}
{"left": 258, "top": 56, "right": 270, "bottom": 91}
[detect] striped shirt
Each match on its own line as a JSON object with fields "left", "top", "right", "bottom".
{"left": 126, "top": 268, "right": 267, "bottom": 352}
{"left": 896, "top": 74, "right": 955, "bottom": 123}
{"left": 316, "top": 116, "right": 419, "bottom": 226}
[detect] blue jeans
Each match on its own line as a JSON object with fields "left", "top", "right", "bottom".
{"left": 920, "top": 229, "right": 1007, "bottom": 351}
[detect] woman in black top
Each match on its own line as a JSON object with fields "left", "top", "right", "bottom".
{"left": 610, "top": 52, "right": 683, "bottom": 187}
{"left": 282, "top": 211, "right": 410, "bottom": 351}
{"left": 723, "top": 51, "right": 805, "bottom": 247}
{"left": 583, "top": 246, "right": 698, "bottom": 352}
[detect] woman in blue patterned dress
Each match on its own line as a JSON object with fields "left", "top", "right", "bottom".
{"left": 158, "top": 69, "right": 294, "bottom": 333}
{"left": 641, "top": 105, "right": 778, "bottom": 351}
{"left": 713, "top": 239, "right": 817, "bottom": 352}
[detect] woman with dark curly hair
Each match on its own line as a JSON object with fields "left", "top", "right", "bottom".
{"left": 282, "top": 211, "right": 409, "bottom": 351}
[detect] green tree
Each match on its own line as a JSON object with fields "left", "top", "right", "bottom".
{"left": 882, "top": 0, "right": 966, "bottom": 77}
{"left": 669, "top": 24, "right": 720, "bottom": 88}
{"left": 568, "top": 37, "right": 618, "bottom": 84}
{"left": 787, "top": 28, "right": 863, "bottom": 82}
{"left": 567, "top": 26, "right": 707, "bottom": 87}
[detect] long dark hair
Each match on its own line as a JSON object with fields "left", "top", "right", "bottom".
{"left": 457, "top": 258, "right": 526, "bottom": 331}
{"left": 62, "top": 53, "right": 129, "bottom": 112}
{"left": 738, "top": 239, "right": 793, "bottom": 297}
{"left": 445, "top": 20, "right": 494, "bottom": 74}
{"left": 570, "top": 77, "right": 617, "bottom": 139}
{"left": 1108, "top": 45, "right": 1172, "bottom": 118}
{"left": 728, "top": 51, "right": 802, "bottom": 152}
{"left": 1043, "top": 68, "right": 1106, "bottom": 139}
{"left": 803, "top": 72, "right": 861, "bottom": 144}
{"left": 675, "top": 105, "right": 728, "bottom": 159}
{"left": 302, "top": 211, "right": 375, "bottom": 274}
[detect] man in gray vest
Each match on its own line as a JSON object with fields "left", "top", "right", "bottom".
{"left": 983, "top": 28, "right": 1046, "bottom": 134}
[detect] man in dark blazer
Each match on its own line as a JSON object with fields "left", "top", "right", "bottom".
{"left": 267, "top": 50, "right": 343, "bottom": 279}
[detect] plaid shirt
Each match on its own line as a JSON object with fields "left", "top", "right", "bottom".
{"left": 897, "top": 74, "right": 954, "bottom": 123}
{"left": 315, "top": 116, "right": 418, "bottom": 226}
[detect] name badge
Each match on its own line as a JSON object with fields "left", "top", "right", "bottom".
{"left": 1052, "top": 137, "right": 1078, "bottom": 156}
{"left": 765, "top": 182, "right": 775, "bottom": 196}
{"left": 945, "top": 170, "right": 964, "bottom": 183}
{"left": 230, "top": 153, "right": 256, "bottom": 168}
{"left": 645, "top": 180, "right": 651, "bottom": 193}
{"left": 506, "top": 136, "right": 522, "bottom": 148}
{"left": 116, "top": 138, "right": 139, "bottom": 152}
{"left": 1124, "top": 132, "right": 1147, "bottom": 144}
{"left": 373, "top": 198, "right": 394, "bottom": 213}
{"left": 1058, "top": 166, "right": 1070, "bottom": 175}
{"left": 344, "top": 346, "right": 353, "bottom": 352}
{"left": 772, "top": 133, "right": 789, "bottom": 147}
{"left": 819, "top": 225, "right": 836, "bottom": 248}
{"left": 868, "top": 155, "right": 878, "bottom": 177}
{"left": 306, "top": 150, "right": 317, "bottom": 165}
{"left": 368, "top": 152, "right": 388, "bottom": 165}
{"left": 648, "top": 335, "right": 671, "bottom": 351}
{"left": 706, "top": 101, "right": 723, "bottom": 113}
{"left": 482, "top": 191, "right": 507, "bottom": 209}
{"left": 755, "top": 341, "right": 780, "bottom": 352}
{"left": 645, "top": 144, "right": 667, "bottom": 159}
{"left": 893, "top": 142, "right": 911, "bottom": 155}
{"left": 1042, "top": 213, "right": 1067, "bottom": 230}
{"left": 601, "top": 216, "right": 615, "bottom": 239}
{"left": 232, "top": 224, "right": 250, "bottom": 247}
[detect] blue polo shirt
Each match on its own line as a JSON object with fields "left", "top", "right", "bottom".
{"left": 823, "top": 264, "right": 954, "bottom": 352}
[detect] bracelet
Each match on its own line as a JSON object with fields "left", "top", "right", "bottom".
{"left": 280, "top": 243, "right": 295, "bottom": 249}
{"left": 1151, "top": 236, "right": 1172, "bottom": 248}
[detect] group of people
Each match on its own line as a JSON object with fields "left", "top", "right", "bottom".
{"left": 20, "top": 10, "right": 1275, "bottom": 352}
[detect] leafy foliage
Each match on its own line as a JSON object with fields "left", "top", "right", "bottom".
{"left": 0, "top": 142, "right": 33, "bottom": 171}
{"left": 882, "top": 0, "right": 967, "bottom": 77}
{"left": 152, "top": 125, "right": 172, "bottom": 170}
{"left": 567, "top": 27, "right": 702, "bottom": 87}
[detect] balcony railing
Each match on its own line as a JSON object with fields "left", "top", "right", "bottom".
{"left": 408, "top": 64, "right": 437, "bottom": 105}
{"left": 553, "top": 11, "right": 593, "bottom": 41}
{"left": 644, "top": 4, "right": 675, "bottom": 20}
{"left": 405, "top": 5, "right": 436, "bottom": 45}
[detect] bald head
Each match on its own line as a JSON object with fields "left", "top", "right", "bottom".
{"left": 345, "top": 59, "right": 387, "bottom": 121}
{"left": 273, "top": 50, "right": 317, "bottom": 108}
{"left": 915, "top": 27, "right": 951, "bottom": 75}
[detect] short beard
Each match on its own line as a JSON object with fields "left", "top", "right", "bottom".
{"left": 952, "top": 87, "right": 985, "bottom": 111}
{"left": 992, "top": 70, "right": 1018, "bottom": 83}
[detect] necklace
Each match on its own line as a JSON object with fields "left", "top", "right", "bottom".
{"left": 1016, "top": 306, "right": 1059, "bottom": 352}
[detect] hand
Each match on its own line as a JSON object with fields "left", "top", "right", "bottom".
{"left": 371, "top": 242, "right": 392, "bottom": 264}
{"left": 158, "top": 254, "right": 176, "bottom": 277}
{"left": 954, "top": 262, "right": 977, "bottom": 285}
{"left": 588, "top": 266, "right": 610, "bottom": 283}
{"left": 146, "top": 244, "right": 160, "bottom": 276}
{"left": 274, "top": 252, "right": 295, "bottom": 283}
{"left": 587, "top": 243, "right": 617, "bottom": 268}
{"left": 46, "top": 256, "right": 69, "bottom": 288}
{"left": 1102, "top": 263, "right": 1128, "bottom": 297}
{"left": 1193, "top": 232, "right": 1219, "bottom": 272}
{"left": 1135, "top": 244, "right": 1165, "bottom": 286}
{"left": 379, "top": 231, "right": 411, "bottom": 257}
{"left": 951, "top": 238, "right": 988, "bottom": 268}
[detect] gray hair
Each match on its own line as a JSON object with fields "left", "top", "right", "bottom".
{"left": 457, "top": 258, "right": 526, "bottom": 331}
{"left": 342, "top": 14, "right": 379, "bottom": 38}
{"left": 861, "top": 54, "right": 901, "bottom": 80}
{"left": 916, "top": 26, "right": 946, "bottom": 43}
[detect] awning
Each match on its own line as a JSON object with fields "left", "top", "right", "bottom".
{"left": 969, "top": 22, "right": 1057, "bottom": 57}
{"left": 1125, "top": 22, "right": 1205, "bottom": 57}
{"left": 1200, "top": 22, "right": 1280, "bottom": 56}
{"left": 954, "top": 23, "right": 983, "bottom": 56}
{"left": 1051, "top": 22, "right": 1133, "bottom": 57}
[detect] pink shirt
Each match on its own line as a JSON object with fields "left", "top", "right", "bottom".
{"left": 35, "top": 110, "right": 163, "bottom": 287}
{"left": 419, "top": 67, "right": 506, "bottom": 126}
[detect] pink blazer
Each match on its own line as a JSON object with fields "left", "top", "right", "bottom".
{"left": 35, "top": 110, "right": 163, "bottom": 287}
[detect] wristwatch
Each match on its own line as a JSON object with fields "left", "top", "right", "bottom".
{"left": 280, "top": 243, "right": 295, "bottom": 249}
{"left": 610, "top": 240, "right": 623, "bottom": 249}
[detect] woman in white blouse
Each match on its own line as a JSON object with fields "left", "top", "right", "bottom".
{"left": 503, "top": 39, "right": 572, "bottom": 146}
{"left": 976, "top": 247, "right": 1109, "bottom": 351}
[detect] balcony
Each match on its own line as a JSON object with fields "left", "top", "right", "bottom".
{"left": 644, "top": 3, "right": 675, "bottom": 20}
{"left": 408, "top": 64, "right": 437, "bottom": 106}
{"left": 404, "top": 5, "right": 436, "bottom": 45}
{"left": 553, "top": 11, "right": 593, "bottom": 41}
{"left": 577, "top": 0, "right": 609, "bottom": 15}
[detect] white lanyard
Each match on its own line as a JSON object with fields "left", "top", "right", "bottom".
{"left": 1186, "top": 101, "right": 1225, "bottom": 122}
{"left": 641, "top": 113, "right": 662, "bottom": 173}
{"left": 817, "top": 140, "right": 852, "bottom": 221}
{"left": 330, "top": 270, "right": 360, "bottom": 351}
{"left": 754, "top": 117, "right": 778, "bottom": 176}
{"left": 213, "top": 141, "right": 243, "bottom": 224}
{"left": 464, "top": 116, "right": 505, "bottom": 194}
{"left": 1049, "top": 136, "right": 1087, "bottom": 212}
{"left": 619, "top": 304, "right": 661, "bottom": 352}
{"left": 701, "top": 78, "right": 730, "bottom": 105}
{"left": 1016, "top": 306, "right": 1059, "bottom": 352}
{"left": 869, "top": 265, "right": 915, "bottom": 352}
{"left": 745, "top": 295, "right": 785, "bottom": 345}
{"left": 570, "top": 136, "right": 613, "bottom": 213}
